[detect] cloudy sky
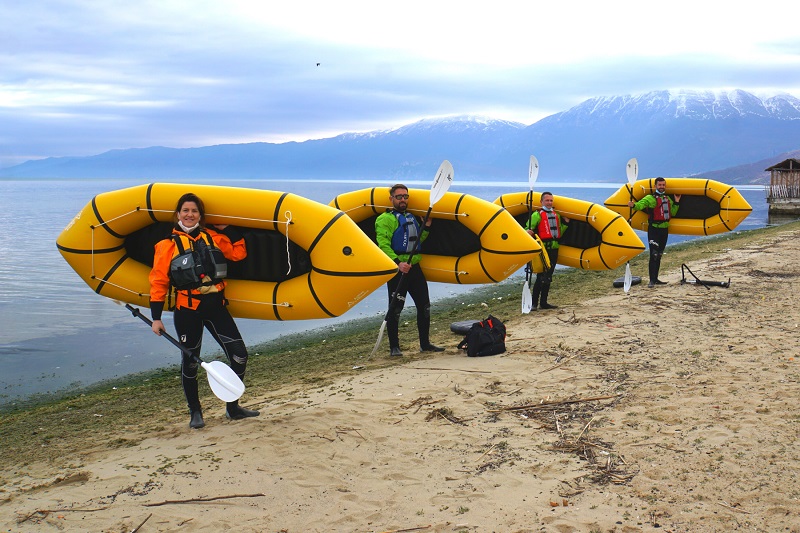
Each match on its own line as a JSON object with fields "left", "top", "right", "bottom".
{"left": 2, "top": 0, "right": 799, "bottom": 169}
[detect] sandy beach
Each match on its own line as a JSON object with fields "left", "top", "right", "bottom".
{"left": 2, "top": 223, "right": 799, "bottom": 532}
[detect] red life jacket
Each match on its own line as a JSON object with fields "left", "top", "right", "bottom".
{"left": 536, "top": 210, "right": 561, "bottom": 240}
{"left": 651, "top": 195, "right": 671, "bottom": 222}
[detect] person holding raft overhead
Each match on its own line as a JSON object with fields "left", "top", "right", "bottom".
{"left": 149, "top": 192, "right": 259, "bottom": 429}
{"left": 628, "top": 177, "right": 681, "bottom": 288}
{"left": 524, "top": 192, "right": 569, "bottom": 310}
{"left": 375, "top": 184, "right": 445, "bottom": 357}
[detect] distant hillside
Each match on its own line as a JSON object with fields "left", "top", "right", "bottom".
{"left": 697, "top": 149, "right": 800, "bottom": 185}
{"left": 3, "top": 89, "right": 799, "bottom": 183}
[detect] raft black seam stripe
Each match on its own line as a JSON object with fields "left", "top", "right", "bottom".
{"left": 273, "top": 192, "right": 288, "bottom": 232}
{"left": 307, "top": 211, "right": 344, "bottom": 256}
{"left": 454, "top": 257, "right": 463, "bottom": 284}
{"left": 719, "top": 186, "right": 737, "bottom": 232}
{"left": 91, "top": 196, "right": 126, "bottom": 239}
{"left": 477, "top": 251, "right": 499, "bottom": 283}
{"left": 145, "top": 183, "right": 158, "bottom": 222}
{"left": 477, "top": 208, "right": 505, "bottom": 238}
{"left": 597, "top": 242, "right": 647, "bottom": 251}
{"left": 95, "top": 254, "right": 129, "bottom": 295}
{"left": 311, "top": 266, "right": 398, "bottom": 277}
{"left": 272, "top": 283, "right": 283, "bottom": 321}
{"left": 596, "top": 246, "right": 611, "bottom": 269}
{"left": 580, "top": 248, "right": 596, "bottom": 270}
{"left": 481, "top": 248, "right": 539, "bottom": 256}
{"left": 57, "top": 243, "right": 125, "bottom": 255}
{"left": 597, "top": 214, "right": 617, "bottom": 236}
{"left": 307, "top": 275, "right": 336, "bottom": 318}
{"left": 713, "top": 214, "right": 728, "bottom": 234}
{"left": 454, "top": 194, "right": 466, "bottom": 223}
{"left": 371, "top": 188, "right": 379, "bottom": 215}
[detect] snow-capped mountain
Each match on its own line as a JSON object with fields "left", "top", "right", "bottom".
{"left": 557, "top": 89, "right": 800, "bottom": 121}
{"left": 3, "top": 90, "right": 800, "bottom": 183}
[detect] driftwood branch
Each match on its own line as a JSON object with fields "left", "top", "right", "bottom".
{"left": 130, "top": 513, "right": 152, "bottom": 532}
{"left": 474, "top": 444, "right": 497, "bottom": 464}
{"left": 540, "top": 356, "right": 574, "bottom": 373}
{"left": 143, "top": 493, "right": 265, "bottom": 507}
{"left": 487, "top": 394, "right": 620, "bottom": 413}
{"left": 576, "top": 416, "right": 595, "bottom": 441}
{"left": 379, "top": 525, "right": 432, "bottom": 533}
{"left": 717, "top": 500, "right": 751, "bottom": 514}
{"left": 18, "top": 507, "right": 109, "bottom": 524}
{"left": 413, "top": 367, "right": 491, "bottom": 373}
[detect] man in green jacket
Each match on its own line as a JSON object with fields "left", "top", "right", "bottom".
{"left": 375, "top": 184, "right": 445, "bottom": 357}
{"left": 628, "top": 177, "right": 681, "bottom": 288}
{"left": 525, "top": 192, "right": 569, "bottom": 310}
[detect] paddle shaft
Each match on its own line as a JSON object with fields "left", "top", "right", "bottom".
{"left": 524, "top": 156, "right": 539, "bottom": 282}
{"left": 125, "top": 304, "right": 198, "bottom": 362}
{"left": 123, "top": 305, "right": 245, "bottom": 403}
{"left": 383, "top": 206, "right": 433, "bottom": 320}
{"left": 623, "top": 158, "right": 638, "bottom": 293}
{"left": 626, "top": 158, "right": 638, "bottom": 223}
{"left": 524, "top": 191, "right": 533, "bottom": 281}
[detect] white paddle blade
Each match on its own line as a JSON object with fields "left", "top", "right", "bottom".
{"left": 623, "top": 263, "right": 633, "bottom": 294}
{"left": 626, "top": 158, "right": 638, "bottom": 185}
{"left": 202, "top": 361, "right": 245, "bottom": 402}
{"left": 430, "top": 160, "right": 454, "bottom": 206}
{"left": 528, "top": 155, "right": 539, "bottom": 188}
{"left": 369, "top": 320, "right": 387, "bottom": 357}
{"left": 521, "top": 281, "right": 532, "bottom": 314}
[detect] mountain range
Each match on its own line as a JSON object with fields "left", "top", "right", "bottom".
{"left": 4, "top": 89, "right": 800, "bottom": 184}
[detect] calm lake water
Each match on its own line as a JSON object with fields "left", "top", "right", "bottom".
{"left": 0, "top": 178, "right": 772, "bottom": 405}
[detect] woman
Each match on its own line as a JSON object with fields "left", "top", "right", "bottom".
{"left": 149, "top": 192, "right": 259, "bottom": 429}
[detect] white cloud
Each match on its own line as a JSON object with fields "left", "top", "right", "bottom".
{"left": 0, "top": 0, "right": 799, "bottom": 168}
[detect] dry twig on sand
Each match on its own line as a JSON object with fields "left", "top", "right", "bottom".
{"left": 413, "top": 367, "right": 491, "bottom": 373}
{"left": 379, "top": 525, "right": 432, "bottom": 533}
{"left": 143, "top": 493, "right": 265, "bottom": 507}
{"left": 717, "top": 500, "right": 752, "bottom": 514}
{"left": 555, "top": 311, "right": 580, "bottom": 324}
{"left": 488, "top": 394, "right": 620, "bottom": 412}
{"left": 425, "top": 407, "right": 466, "bottom": 425}
{"left": 130, "top": 513, "right": 152, "bottom": 532}
{"left": 17, "top": 507, "right": 109, "bottom": 524}
{"left": 401, "top": 395, "right": 443, "bottom": 414}
{"left": 335, "top": 426, "right": 366, "bottom": 440}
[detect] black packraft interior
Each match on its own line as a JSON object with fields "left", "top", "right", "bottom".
{"left": 354, "top": 216, "right": 480, "bottom": 257}
{"left": 125, "top": 222, "right": 311, "bottom": 282}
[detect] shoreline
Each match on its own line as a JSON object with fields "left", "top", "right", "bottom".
{"left": 0, "top": 280, "right": 512, "bottom": 411}
{"left": 0, "top": 222, "right": 786, "bottom": 412}
{"left": 3, "top": 221, "right": 799, "bottom": 532}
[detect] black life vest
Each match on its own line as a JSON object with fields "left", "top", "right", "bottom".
{"left": 168, "top": 230, "right": 228, "bottom": 291}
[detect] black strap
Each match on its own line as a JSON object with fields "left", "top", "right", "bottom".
{"left": 680, "top": 264, "right": 730, "bottom": 289}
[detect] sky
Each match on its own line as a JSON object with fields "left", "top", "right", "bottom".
{"left": 2, "top": 0, "right": 800, "bottom": 169}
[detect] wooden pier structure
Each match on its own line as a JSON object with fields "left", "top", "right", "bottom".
{"left": 766, "top": 159, "right": 800, "bottom": 216}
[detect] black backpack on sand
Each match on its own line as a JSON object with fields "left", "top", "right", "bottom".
{"left": 457, "top": 315, "right": 506, "bottom": 357}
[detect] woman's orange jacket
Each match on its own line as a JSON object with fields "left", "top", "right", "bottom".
{"left": 149, "top": 227, "right": 247, "bottom": 310}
